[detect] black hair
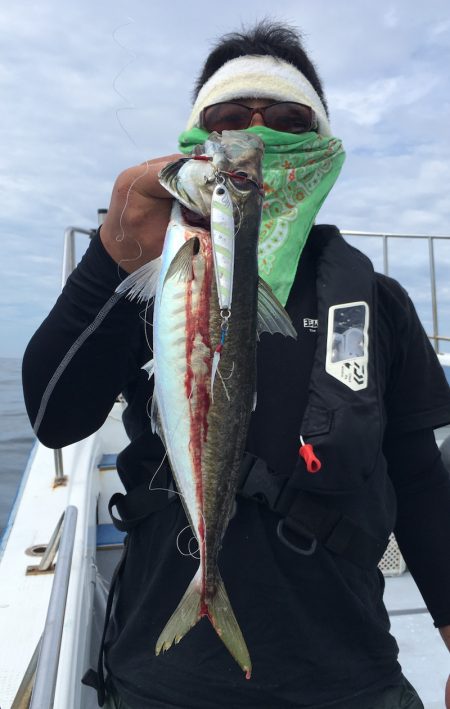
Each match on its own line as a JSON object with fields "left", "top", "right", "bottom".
{"left": 193, "top": 19, "right": 328, "bottom": 116}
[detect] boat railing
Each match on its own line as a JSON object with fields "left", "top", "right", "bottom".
{"left": 341, "top": 230, "right": 450, "bottom": 353}
{"left": 12, "top": 506, "right": 78, "bottom": 709}
{"left": 61, "top": 220, "right": 449, "bottom": 354}
{"left": 61, "top": 209, "right": 107, "bottom": 289}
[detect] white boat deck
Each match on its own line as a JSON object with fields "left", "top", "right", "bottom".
{"left": 0, "top": 405, "right": 129, "bottom": 709}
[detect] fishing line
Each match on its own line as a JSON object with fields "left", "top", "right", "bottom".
{"left": 216, "top": 366, "right": 231, "bottom": 402}
{"left": 220, "top": 361, "right": 235, "bottom": 381}
{"left": 176, "top": 524, "right": 200, "bottom": 560}
{"left": 148, "top": 451, "right": 168, "bottom": 489}
{"left": 114, "top": 160, "right": 153, "bottom": 285}
{"left": 112, "top": 17, "right": 141, "bottom": 153}
{"left": 139, "top": 301, "right": 155, "bottom": 329}
{"left": 147, "top": 478, "right": 205, "bottom": 562}
{"left": 111, "top": 18, "right": 152, "bottom": 279}
{"left": 187, "top": 536, "right": 200, "bottom": 560}
{"left": 142, "top": 298, "right": 155, "bottom": 354}
{"left": 145, "top": 410, "right": 208, "bottom": 563}
{"left": 116, "top": 160, "right": 150, "bottom": 246}
{"left": 146, "top": 479, "right": 201, "bottom": 561}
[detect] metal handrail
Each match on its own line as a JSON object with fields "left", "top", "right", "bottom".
{"left": 56, "top": 225, "right": 97, "bottom": 482}
{"left": 29, "top": 506, "right": 78, "bottom": 709}
{"left": 38, "top": 512, "right": 64, "bottom": 573}
{"left": 61, "top": 227, "right": 96, "bottom": 289}
{"left": 61, "top": 211, "right": 106, "bottom": 288}
{"left": 341, "top": 230, "right": 450, "bottom": 353}
{"left": 60, "top": 224, "right": 450, "bottom": 354}
{"left": 11, "top": 639, "right": 42, "bottom": 709}
{"left": 55, "top": 215, "right": 107, "bottom": 481}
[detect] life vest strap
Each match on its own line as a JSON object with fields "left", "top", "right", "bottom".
{"left": 108, "top": 477, "right": 177, "bottom": 532}
{"left": 238, "top": 452, "right": 388, "bottom": 570}
{"left": 107, "top": 452, "right": 388, "bottom": 569}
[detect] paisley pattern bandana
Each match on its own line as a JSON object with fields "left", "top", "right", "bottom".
{"left": 178, "top": 125, "right": 345, "bottom": 305}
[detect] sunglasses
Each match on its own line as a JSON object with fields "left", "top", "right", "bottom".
{"left": 200, "top": 101, "right": 318, "bottom": 134}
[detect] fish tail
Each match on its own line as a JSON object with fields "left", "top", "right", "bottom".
{"left": 208, "top": 572, "right": 252, "bottom": 679}
{"left": 156, "top": 568, "right": 202, "bottom": 655}
{"left": 155, "top": 569, "right": 252, "bottom": 679}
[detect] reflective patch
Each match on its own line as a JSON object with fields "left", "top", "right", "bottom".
{"left": 326, "top": 301, "right": 369, "bottom": 391}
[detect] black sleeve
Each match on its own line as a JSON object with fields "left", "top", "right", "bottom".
{"left": 379, "top": 276, "right": 450, "bottom": 627}
{"left": 384, "top": 428, "right": 450, "bottom": 628}
{"left": 22, "top": 232, "right": 148, "bottom": 448}
{"left": 380, "top": 275, "right": 450, "bottom": 434}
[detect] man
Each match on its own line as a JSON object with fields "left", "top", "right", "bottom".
{"left": 23, "top": 21, "right": 450, "bottom": 709}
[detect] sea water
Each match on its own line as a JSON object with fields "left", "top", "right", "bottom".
{"left": 0, "top": 358, "right": 34, "bottom": 534}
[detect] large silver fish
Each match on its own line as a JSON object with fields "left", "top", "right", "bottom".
{"left": 117, "top": 131, "right": 296, "bottom": 678}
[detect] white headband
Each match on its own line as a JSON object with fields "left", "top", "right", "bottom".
{"left": 186, "top": 54, "right": 331, "bottom": 136}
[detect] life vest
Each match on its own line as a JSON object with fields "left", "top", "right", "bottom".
{"left": 109, "top": 227, "right": 395, "bottom": 570}
{"left": 239, "top": 226, "right": 397, "bottom": 568}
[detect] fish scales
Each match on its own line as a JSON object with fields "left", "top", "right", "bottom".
{"left": 201, "top": 206, "right": 261, "bottom": 594}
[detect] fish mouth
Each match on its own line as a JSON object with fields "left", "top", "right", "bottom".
{"left": 180, "top": 166, "right": 263, "bottom": 230}
{"left": 181, "top": 205, "right": 210, "bottom": 230}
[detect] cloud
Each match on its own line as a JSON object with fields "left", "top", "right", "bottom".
{"left": 383, "top": 7, "right": 399, "bottom": 29}
{"left": 1, "top": 0, "right": 450, "bottom": 356}
{"left": 328, "top": 72, "right": 440, "bottom": 127}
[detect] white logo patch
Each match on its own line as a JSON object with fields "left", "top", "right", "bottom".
{"left": 303, "top": 317, "right": 318, "bottom": 331}
{"left": 325, "top": 301, "right": 369, "bottom": 391}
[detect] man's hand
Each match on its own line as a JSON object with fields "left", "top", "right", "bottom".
{"left": 101, "top": 155, "right": 183, "bottom": 272}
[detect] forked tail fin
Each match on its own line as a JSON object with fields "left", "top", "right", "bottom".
{"left": 155, "top": 568, "right": 252, "bottom": 678}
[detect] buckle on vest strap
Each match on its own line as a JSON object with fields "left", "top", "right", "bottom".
{"left": 277, "top": 519, "right": 317, "bottom": 556}
{"left": 238, "top": 453, "right": 289, "bottom": 509}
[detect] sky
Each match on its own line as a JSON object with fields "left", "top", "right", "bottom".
{"left": 1, "top": 0, "right": 450, "bottom": 358}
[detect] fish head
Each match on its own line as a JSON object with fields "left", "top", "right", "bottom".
{"left": 210, "top": 130, "right": 264, "bottom": 185}
{"left": 158, "top": 131, "right": 264, "bottom": 220}
{"left": 211, "top": 131, "right": 264, "bottom": 222}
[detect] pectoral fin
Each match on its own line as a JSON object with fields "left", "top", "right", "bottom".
{"left": 115, "top": 257, "right": 162, "bottom": 303}
{"left": 163, "top": 238, "right": 199, "bottom": 287}
{"left": 257, "top": 278, "right": 297, "bottom": 339}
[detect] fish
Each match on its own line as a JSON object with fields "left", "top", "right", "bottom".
{"left": 116, "top": 131, "right": 297, "bottom": 678}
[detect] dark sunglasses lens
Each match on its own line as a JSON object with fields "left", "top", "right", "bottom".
{"left": 203, "top": 104, "right": 250, "bottom": 132}
{"left": 265, "top": 103, "right": 313, "bottom": 133}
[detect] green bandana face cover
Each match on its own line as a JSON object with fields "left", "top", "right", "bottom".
{"left": 178, "top": 125, "right": 346, "bottom": 305}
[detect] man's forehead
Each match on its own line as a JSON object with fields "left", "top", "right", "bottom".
{"left": 230, "top": 97, "right": 277, "bottom": 106}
